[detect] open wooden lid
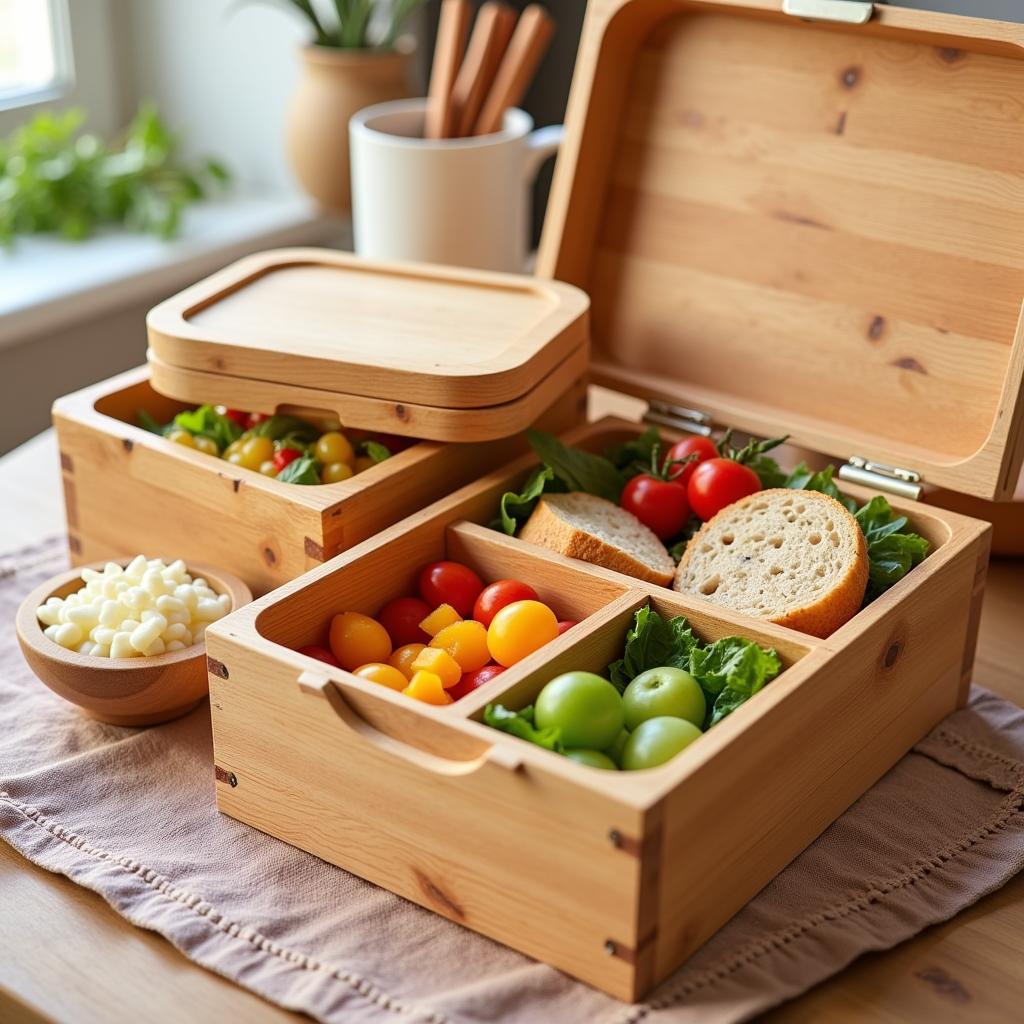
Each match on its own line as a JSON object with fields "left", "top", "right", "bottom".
{"left": 538, "top": 0, "right": 1024, "bottom": 500}
{"left": 146, "top": 249, "right": 589, "bottom": 442}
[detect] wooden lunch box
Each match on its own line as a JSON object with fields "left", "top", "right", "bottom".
{"left": 52, "top": 253, "right": 590, "bottom": 595}
{"left": 205, "top": 0, "right": 1024, "bottom": 1001}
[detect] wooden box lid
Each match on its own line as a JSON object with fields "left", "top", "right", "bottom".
{"left": 538, "top": 0, "right": 1024, "bottom": 500}
{"left": 146, "top": 249, "right": 589, "bottom": 443}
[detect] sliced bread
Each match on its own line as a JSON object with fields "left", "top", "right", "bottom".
{"left": 674, "top": 488, "right": 868, "bottom": 638}
{"left": 518, "top": 492, "right": 675, "bottom": 586}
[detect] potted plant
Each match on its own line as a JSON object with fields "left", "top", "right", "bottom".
{"left": 257, "top": 1, "right": 423, "bottom": 212}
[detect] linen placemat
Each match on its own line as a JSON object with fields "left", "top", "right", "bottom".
{"left": 2, "top": 541, "right": 1022, "bottom": 1024}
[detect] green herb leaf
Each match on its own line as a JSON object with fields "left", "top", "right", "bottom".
{"left": 603, "top": 426, "right": 661, "bottom": 472}
{"left": 483, "top": 704, "right": 563, "bottom": 752}
{"left": 747, "top": 453, "right": 788, "bottom": 489}
{"left": 491, "top": 466, "right": 565, "bottom": 535}
{"left": 855, "top": 495, "right": 929, "bottom": 600}
{"left": 276, "top": 453, "right": 321, "bottom": 485}
{"left": 688, "top": 637, "right": 781, "bottom": 727}
{"left": 250, "top": 415, "right": 319, "bottom": 442}
{"left": 606, "top": 606, "right": 699, "bottom": 692}
{"left": 359, "top": 439, "right": 391, "bottom": 464}
{"left": 527, "top": 429, "right": 624, "bottom": 503}
{"left": 666, "top": 516, "right": 703, "bottom": 564}
{"left": 171, "top": 405, "right": 243, "bottom": 452}
{"left": 784, "top": 462, "right": 858, "bottom": 514}
{"left": 137, "top": 409, "right": 166, "bottom": 436}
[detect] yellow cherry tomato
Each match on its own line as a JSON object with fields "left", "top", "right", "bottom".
{"left": 167, "top": 428, "right": 196, "bottom": 448}
{"left": 430, "top": 620, "right": 489, "bottom": 673}
{"left": 223, "top": 438, "right": 244, "bottom": 458}
{"left": 321, "top": 461, "right": 354, "bottom": 484}
{"left": 403, "top": 671, "right": 452, "bottom": 705}
{"left": 315, "top": 431, "right": 355, "bottom": 466}
{"left": 192, "top": 435, "right": 219, "bottom": 456}
{"left": 329, "top": 611, "right": 392, "bottom": 671}
{"left": 388, "top": 643, "right": 426, "bottom": 680}
{"left": 353, "top": 662, "right": 408, "bottom": 691}
{"left": 410, "top": 647, "right": 462, "bottom": 689}
{"left": 226, "top": 451, "right": 245, "bottom": 466}
{"left": 487, "top": 600, "right": 559, "bottom": 667}
{"left": 238, "top": 435, "right": 274, "bottom": 470}
{"left": 354, "top": 456, "right": 376, "bottom": 474}
{"left": 258, "top": 460, "right": 278, "bottom": 477}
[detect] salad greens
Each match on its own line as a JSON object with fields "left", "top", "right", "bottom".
{"left": 608, "top": 608, "right": 781, "bottom": 728}
{"left": 275, "top": 454, "right": 321, "bottom": 485}
{"left": 492, "top": 429, "right": 929, "bottom": 605}
{"left": 140, "top": 404, "right": 242, "bottom": 453}
{"left": 483, "top": 703, "right": 563, "bottom": 752}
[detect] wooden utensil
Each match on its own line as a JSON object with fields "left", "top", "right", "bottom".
{"left": 425, "top": 0, "right": 471, "bottom": 139}
{"left": 474, "top": 4, "right": 555, "bottom": 136}
{"left": 17, "top": 559, "right": 252, "bottom": 726}
{"left": 450, "top": 2, "right": 517, "bottom": 138}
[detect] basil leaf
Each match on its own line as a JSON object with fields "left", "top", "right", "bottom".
{"left": 604, "top": 426, "right": 661, "bottom": 472}
{"left": 747, "top": 453, "right": 788, "bottom": 489}
{"left": 138, "top": 409, "right": 166, "bottom": 436}
{"left": 276, "top": 454, "right": 321, "bottom": 485}
{"left": 171, "top": 405, "right": 242, "bottom": 453}
{"left": 360, "top": 440, "right": 391, "bottom": 464}
{"left": 527, "top": 429, "right": 624, "bottom": 502}
{"left": 484, "top": 704, "right": 563, "bottom": 752}
{"left": 491, "top": 466, "right": 566, "bottom": 536}
{"left": 854, "top": 495, "right": 929, "bottom": 600}
{"left": 666, "top": 516, "right": 703, "bottom": 564}
{"left": 251, "top": 415, "right": 319, "bottom": 443}
{"left": 784, "top": 462, "right": 858, "bottom": 513}
{"left": 606, "top": 607, "right": 699, "bottom": 692}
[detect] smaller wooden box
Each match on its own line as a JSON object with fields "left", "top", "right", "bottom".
{"left": 53, "top": 367, "right": 587, "bottom": 596}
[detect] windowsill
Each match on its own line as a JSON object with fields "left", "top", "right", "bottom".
{"left": 0, "top": 192, "right": 349, "bottom": 349}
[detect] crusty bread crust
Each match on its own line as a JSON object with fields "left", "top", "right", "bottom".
{"left": 674, "top": 489, "right": 868, "bottom": 638}
{"left": 518, "top": 496, "right": 675, "bottom": 586}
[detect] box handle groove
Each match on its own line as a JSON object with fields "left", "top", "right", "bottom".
{"left": 298, "top": 670, "right": 524, "bottom": 776}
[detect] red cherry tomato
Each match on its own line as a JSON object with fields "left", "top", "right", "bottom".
{"left": 472, "top": 579, "right": 539, "bottom": 627}
{"left": 556, "top": 620, "right": 578, "bottom": 636}
{"left": 298, "top": 645, "right": 340, "bottom": 667}
{"left": 223, "top": 408, "right": 250, "bottom": 428}
{"left": 621, "top": 475, "right": 691, "bottom": 540}
{"left": 448, "top": 664, "right": 505, "bottom": 700}
{"left": 247, "top": 412, "right": 269, "bottom": 428}
{"left": 272, "top": 447, "right": 301, "bottom": 472}
{"left": 687, "top": 458, "right": 761, "bottom": 521}
{"left": 664, "top": 435, "right": 718, "bottom": 487}
{"left": 418, "top": 561, "right": 484, "bottom": 617}
{"left": 377, "top": 596, "right": 432, "bottom": 647}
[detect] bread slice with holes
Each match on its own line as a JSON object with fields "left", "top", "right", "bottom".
{"left": 674, "top": 488, "right": 868, "bottom": 637}
{"left": 518, "top": 492, "right": 675, "bottom": 586}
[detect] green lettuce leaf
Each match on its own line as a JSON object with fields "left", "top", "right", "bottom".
{"left": 747, "top": 453, "right": 788, "bottom": 489}
{"left": 250, "top": 415, "right": 319, "bottom": 443}
{"left": 688, "top": 637, "right": 782, "bottom": 727}
{"left": 484, "top": 703, "right": 563, "bottom": 752}
{"left": 855, "top": 495, "right": 930, "bottom": 600}
{"left": 527, "top": 429, "right": 623, "bottom": 502}
{"left": 784, "top": 462, "right": 858, "bottom": 513}
{"left": 607, "top": 606, "right": 699, "bottom": 692}
{"left": 276, "top": 453, "right": 321, "bottom": 485}
{"left": 359, "top": 439, "right": 391, "bottom": 464}
{"left": 491, "top": 466, "right": 567, "bottom": 535}
{"left": 137, "top": 409, "right": 166, "bottom": 436}
{"left": 603, "top": 426, "right": 661, "bottom": 472}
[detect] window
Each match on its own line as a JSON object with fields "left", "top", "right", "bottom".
{"left": 0, "top": 0, "right": 73, "bottom": 111}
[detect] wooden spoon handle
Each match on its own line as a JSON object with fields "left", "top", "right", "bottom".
{"left": 473, "top": 4, "right": 555, "bottom": 137}
{"left": 450, "top": 2, "right": 517, "bottom": 139}
{"left": 425, "top": 0, "right": 471, "bottom": 140}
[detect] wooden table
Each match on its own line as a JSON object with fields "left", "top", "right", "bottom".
{"left": 2, "top": 431, "right": 1022, "bottom": 1024}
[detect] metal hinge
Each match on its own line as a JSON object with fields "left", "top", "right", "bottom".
{"left": 642, "top": 400, "right": 714, "bottom": 437}
{"left": 783, "top": 0, "right": 875, "bottom": 25}
{"left": 838, "top": 456, "right": 923, "bottom": 501}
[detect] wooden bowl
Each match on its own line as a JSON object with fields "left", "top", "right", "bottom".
{"left": 16, "top": 559, "right": 252, "bottom": 727}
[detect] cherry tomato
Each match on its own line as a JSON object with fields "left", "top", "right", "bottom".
{"left": 167, "top": 428, "right": 196, "bottom": 449}
{"left": 448, "top": 664, "right": 504, "bottom": 701}
{"left": 352, "top": 662, "right": 408, "bottom": 691}
{"left": 329, "top": 611, "right": 392, "bottom": 670}
{"left": 194, "top": 436, "right": 219, "bottom": 456}
{"left": 430, "top": 619, "right": 489, "bottom": 672}
{"left": 487, "top": 600, "right": 558, "bottom": 667}
{"left": 621, "top": 475, "right": 691, "bottom": 540}
{"left": 418, "top": 561, "right": 484, "bottom": 617}
{"left": 687, "top": 458, "right": 761, "bottom": 521}
{"left": 388, "top": 643, "right": 426, "bottom": 680}
{"left": 298, "top": 645, "right": 340, "bottom": 667}
{"left": 273, "top": 447, "right": 301, "bottom": 472}
{"left": 321, "top": 461, "right": 354, "bottom": 484}
{"left": 258, "top": 460, "right": 277, "bottom": 477}
{"left": 315, "top": 431, "right": 355, "bottom": 466}
{"left": 247, "top": 412, "right": 269, "bottom": 428}
{"left": 664, "top": 435, "right": 718, "bottom": 488}
{"left": 557, "top": 620, "right": 578, "bottom": 636}
{"left": 472, "top": 579, "right": 539, "bottom": 627}
{"left": 223, "top": 408, "right": 250, "bottom": 428}
{"left": 238, "top": 436, "right": 274, "bottom": 471}
{"left": 377, "top": 596, "right": 432, "bottom": 647}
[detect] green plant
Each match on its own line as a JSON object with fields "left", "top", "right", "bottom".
{"left": 244, "top": 0, "right": 424, "bottom": 49}
{"left": 0, "top": 104, "right": 230, "bottom": 245}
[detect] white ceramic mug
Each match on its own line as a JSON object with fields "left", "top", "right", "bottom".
{"left": 350, "top": 98, "right": 563, "bottom": 272}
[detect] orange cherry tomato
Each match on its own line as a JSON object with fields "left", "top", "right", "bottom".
{"left": 352, "top": 662, "right": 408, "bottom": 691}
{"left": 388, "top": 643, "right": 426, "bottom": 680}
{"left": 486, "top": 600, "right": 559, "bottom": 667}
{"left": 329, "top": 611, "right": 392, "bottom": 671}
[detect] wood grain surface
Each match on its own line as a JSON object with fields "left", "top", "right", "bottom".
{"left": 1, "top": 423, "right": 1021, "bottom": 1021}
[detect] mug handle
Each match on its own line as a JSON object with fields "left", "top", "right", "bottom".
{"left": 523, "top": 124, "right": 565, "bottom": 181}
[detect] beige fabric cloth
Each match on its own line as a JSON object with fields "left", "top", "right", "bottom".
{"left": 2, "top": 541, "right": 1023, "bottom": 1024}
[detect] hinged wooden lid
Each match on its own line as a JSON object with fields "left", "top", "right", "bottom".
{"left": 538, "top": 0, "right": 1024, "bottom": 500}
{"left": 146, "top": 248, "right": 589, "bottom": 442}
